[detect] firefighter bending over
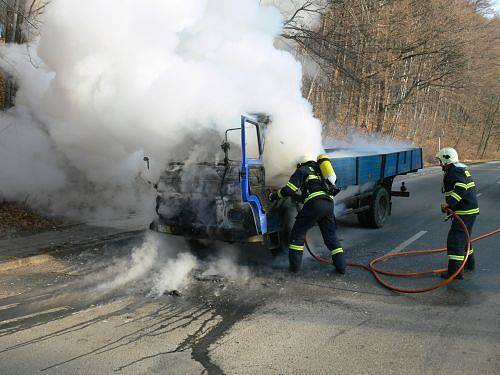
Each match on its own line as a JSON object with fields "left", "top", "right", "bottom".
{"left": 436, "top": 147, "right": 479, "bottom": 279}
{"left": 269, "top": 154, "right": 346, "bottom": 274}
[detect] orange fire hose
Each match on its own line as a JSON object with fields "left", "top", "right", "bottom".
{"left": 305, "top": 208, "right": 500, "bottom": 293}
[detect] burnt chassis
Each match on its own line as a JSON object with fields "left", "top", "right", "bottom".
{"left": 150, "top": 114, "right": 289, "bottom": 251}
{"left": 149, "top": 161, "right": 281, "bottom": 244}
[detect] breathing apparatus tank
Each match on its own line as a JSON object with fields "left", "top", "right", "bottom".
{"left": 317, "top": 154, "right": 337, "bottom": 186}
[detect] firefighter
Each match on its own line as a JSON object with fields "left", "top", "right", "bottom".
{"left": 268, "top": 154, "right": 346, "bottom": 274}
{"left": 436, "top": 147, "right": 479, "bottom": 279}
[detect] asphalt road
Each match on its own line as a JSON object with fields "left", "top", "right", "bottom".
{"left": 0, "top": 162, "right": 499, "bottom": 374}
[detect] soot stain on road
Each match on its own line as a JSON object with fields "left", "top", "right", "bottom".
{"left": 190, "top": 300, "right": 261, "bottom": 375}
{"left": 112, "top": 281, "right": 263, "bottom": 374}
{"left": 39, "top": 301, "right": 209, "bottom": 372}
{"left": 0, "top": 266, "right": 263, "bottom": 374}
{"left": 0, "top": 282, "right": 261, "bottom": 374}
{"left": 0, "top": 234, "right": 273, "bottom": 373}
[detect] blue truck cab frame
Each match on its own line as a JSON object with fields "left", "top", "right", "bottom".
{"left": 240, "top": 115, "right": 268, "bottom": 235}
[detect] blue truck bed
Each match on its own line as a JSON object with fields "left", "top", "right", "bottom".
{"left": 325, "top": 147, "right": 423, "bottom": 188}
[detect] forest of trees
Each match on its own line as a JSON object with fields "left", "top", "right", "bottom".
{"left": 282, "top": 0, "right": 499, "bottom": 161}
{"left": 0, "top": 0, "right": 46, "bottom": 109}
{"left": 0, "top": 0, "right": 45, "bottom": 43}
{"left": 1, "top": 0, "right": 499, "bottom": 161}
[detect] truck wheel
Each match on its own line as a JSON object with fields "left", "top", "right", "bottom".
{"left": 364, "top": 187, "right": 390, "bottom": 228}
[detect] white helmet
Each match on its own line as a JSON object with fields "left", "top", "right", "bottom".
{"left": 435, "top": 147, "right": 459, "bottom": 165}
{"left": 298, "top": 153, "right": 316, "bottom": 165}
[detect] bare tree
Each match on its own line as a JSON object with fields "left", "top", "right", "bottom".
{"left": 281, "top": 0, "right": 500, "bottom": 160}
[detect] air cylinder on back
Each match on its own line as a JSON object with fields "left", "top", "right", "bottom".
{"left": 317, "top": 154, "right": 337, "bottom": 185}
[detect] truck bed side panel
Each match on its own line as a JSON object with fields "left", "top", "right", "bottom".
{"left": 412, "top": 148, "right": 423, "bottom": 170}
{"left": 397, "top": 150, "right": 412, "bottom": 173}
{"left": 384, "top": 153, "right": 398, "bottom": 177}
{"left": 329, "top": 147, "right": 423, "bottom": 189}
{"left": 331, "top": 158, "right": 357, "bottom": 187}
{"left": 358, "top": 155, "right": 382, "bottom": 184}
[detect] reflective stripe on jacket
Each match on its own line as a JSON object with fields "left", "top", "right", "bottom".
{"left": 443, "top": 164, "right": 479, "bottom": 216}
{"left": 278, "top": 161, "right": 333, "bottom": 204}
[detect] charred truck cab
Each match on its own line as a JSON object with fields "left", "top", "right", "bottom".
{"left": 150, "top": 114, "right": 288, "bottom": 251}
{"left": 150, "top": 114, "right": 423, "bottom": 253}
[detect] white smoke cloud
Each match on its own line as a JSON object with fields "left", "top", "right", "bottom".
{"left": 152, "top": 252, "right": 198, "bottom": 296}
{"left": 0, "top": 0, "right": 323, "bottom": 218}
{"left": 96, "top": 234, "right": 160, "bottom": 292}
{"left": 0, "top": 109, "right": 66, "bottom": 198}
{"left": 91, "top": 234, "right": 251, "bottom": 297}
{"left": 202, "top": 246, "right": 251, "bottom": 281}
{"left": 324, "top": 131, "right": 413, "bottom": 158}
{"left": 261, "top": 0, "right": 325, "bottom": 29}
{"left": 93, "top": 233, "right": 197, "bottom": 295}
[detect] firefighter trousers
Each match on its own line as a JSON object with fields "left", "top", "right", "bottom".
{"left": 447, "top": 214, "right": 477, "bottom": 276}
{"left": 288, "top": 197, "right": 346, "bottom": 273}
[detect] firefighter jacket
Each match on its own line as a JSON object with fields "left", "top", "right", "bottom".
{"left": 278, "top": 161, "right": 333, "bottom": 204}
{"left": 443, "top": 163, "right": 479, "bottom": 216}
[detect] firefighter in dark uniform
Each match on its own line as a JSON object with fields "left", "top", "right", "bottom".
{"left": 269, "top": 154, "right": 346, "bottom": 274}
{"left": 436, "top": 147, "right": 479, "bottom": 279}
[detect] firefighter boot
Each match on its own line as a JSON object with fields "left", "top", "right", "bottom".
{"left": 440, "top": 260, "right": 463, "bottom": 280}
{"left": 465, "top": 251, "right": 475, "bottom": 271}
{"left": 288, "top": 250, "right": 303, "bottom": 273}
{"left": 332, "top": 253, "right": 346, "bottom": 274}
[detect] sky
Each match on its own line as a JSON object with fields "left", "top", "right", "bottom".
{"left": 493, "top": 0, "right": 500, "bottom": 13}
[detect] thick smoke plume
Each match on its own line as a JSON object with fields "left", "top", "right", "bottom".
{"left": 152, "top": 252, "right": 198, "bottom": 296}
{"left": 324, "top": 131, "right": 413, "bottom": 158}
{"left": 0, "top": 0, "right": 323, "bottom": 218}
{"left": 91, "top": 233, "right": 249, "bottom": 297}
{"left": 96, "top": 234, "right": 160, "bottom": 292}
{"left": 92, "top": 233, "right": 199, "bottom": 296}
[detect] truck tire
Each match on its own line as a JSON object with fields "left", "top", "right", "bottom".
{"left": 363, "top": 187, "right": 391, "bottom": 228}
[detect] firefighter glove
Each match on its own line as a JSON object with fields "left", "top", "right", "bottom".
{"left": 268, "top": 192, "right": 279, "bottom": 202}
{"left": 441, "top": 203, "right": 449, "bottom": 213}
{"left": 331, "top": 185, "right": 341, "bottom": 197}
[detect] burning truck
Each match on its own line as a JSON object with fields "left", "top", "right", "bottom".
{"left": 149, "top": 114, "right": 423, "bottom": 254}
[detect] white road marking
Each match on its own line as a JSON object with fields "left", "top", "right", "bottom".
{"left": 477, "top": 193, "right": 483, "bottom": 197}
{"left": 388, "top": 231, "right": 428, "bottom": 255}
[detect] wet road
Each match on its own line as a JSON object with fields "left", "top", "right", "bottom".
{"left": 0, "top": 162, "right": 499, "bottom": 374}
